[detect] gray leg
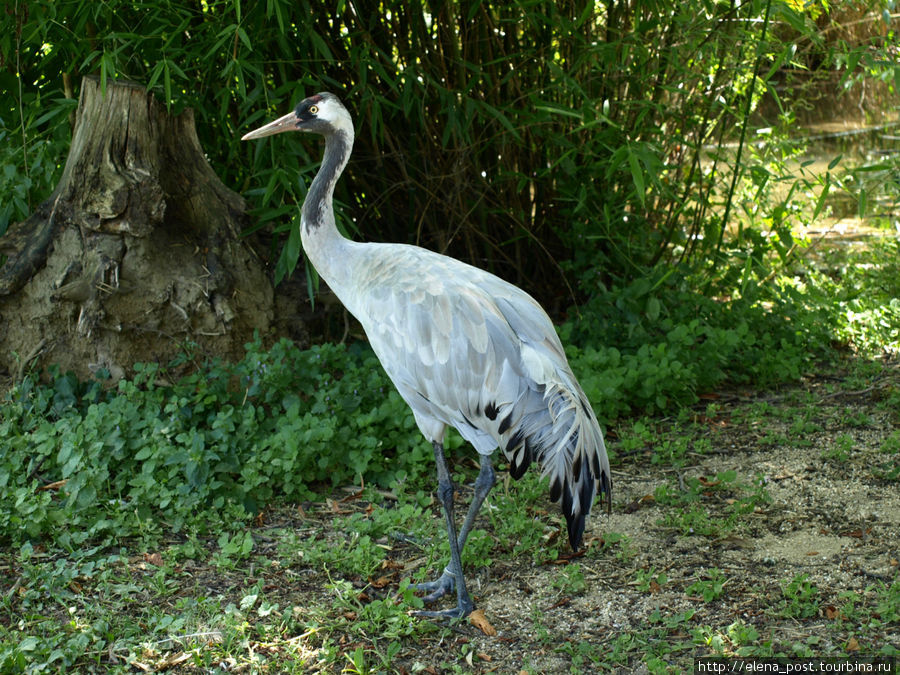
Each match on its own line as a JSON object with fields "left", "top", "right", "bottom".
{"left": 413, "top": 453, "right": 495, "bottom": 613}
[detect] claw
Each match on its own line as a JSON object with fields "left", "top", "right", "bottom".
{"left": 410, "top": 602, "right": 473, "bottom": 619}
{"left": 412, "top": 569, "right": 456, "bottom": 603}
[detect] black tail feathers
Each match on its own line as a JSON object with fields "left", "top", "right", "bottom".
{"left": 562, "top": 451, "right": 611, "bottom": 551}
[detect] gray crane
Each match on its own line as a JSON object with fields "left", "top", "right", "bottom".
{"left": 242, "top": 92, "right": 612, "bottom": 618}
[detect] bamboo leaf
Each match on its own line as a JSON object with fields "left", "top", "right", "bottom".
{"left": 274, "top": 210, "right": 303, "bottom": 286}
{"left": 237, "top": 27, "right": 252, "bottom": 51}
{"left": 534, "top": 103, "right": 583, "bottom": 120}
{"left": 163, "top": 61, "right": 172, "bottom": 107}
{"left": 309, "top": 31, "right": 333, "bottom": 61}
{"left": 147, "top": 59, "right": 165, "bottom": 93}
{"left": 267, "top": 0, "right": 285, "bottom": 34}
{"left": 812, "top": 177, "right": 831, "bottom": 221}
{"left": 628, "top": 149, "right": 646, "bottom": 207}
{"left": 100, "top": 51, "right": 110, "bottom": 96}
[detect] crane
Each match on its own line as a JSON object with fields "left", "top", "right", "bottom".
{"left": 242, "top": 92, "right": 612, "bottom": 618}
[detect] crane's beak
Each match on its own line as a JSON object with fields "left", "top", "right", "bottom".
{"left": 241, "top": 110, "right": 300, "bottom": 141}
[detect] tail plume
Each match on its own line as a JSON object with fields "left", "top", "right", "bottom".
{"left": 501, "top": 383, "right": 612, "bottom": 550}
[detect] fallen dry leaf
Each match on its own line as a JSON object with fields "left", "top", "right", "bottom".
{"left": 161, "top": 652, "right": 193, "bottom": 668}
{"left": 624, "top": 494, "right": 655, "bottom": 513}
{"left": 37, "top": 479, "right": 67, "bottom": 492}
{"left": 144, "top": 552, "right": 164, "bottom": 566}
{"left": 841, "top": 528, "right": 871, "bottom": 539}
{"left": 469, "top": 608, "right": 497, "bottom": 636}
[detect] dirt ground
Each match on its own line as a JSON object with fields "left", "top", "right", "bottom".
{"left": 27, "top": 366, "right": 894, "bottom": 673}
{"left": 403, "top": 377, "right": 898, "bottom": 672}
{"left": 229, "top": 367, "right": 898, "bottom": 673}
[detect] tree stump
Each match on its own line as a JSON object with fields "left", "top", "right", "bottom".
{"left": 0, "top": 77, "right": 274, "bottom": 382}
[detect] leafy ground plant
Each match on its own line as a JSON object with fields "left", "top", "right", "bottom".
{"left": 1, "top": 231, "right": 899, "bottom": 671}
{"left": 2, "top": 367, "right": 898, "bottom": 672}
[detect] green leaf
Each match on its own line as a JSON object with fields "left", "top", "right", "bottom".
{"left": 812, "top": 177, "right": 831, "bottom": 221}
{"left": 163, "top": 61, "right": 172, "bottom": 107}
{"left": 646, "top": 297, "right": 660, "bottom": 322}
{"left": 19, "top": 636, "right": 38, "bottom": 651}
{"left": 273, "top": 211, "right": 303, "bottom": 286}
{"left": 534, "top": 102, "right": 582, "bottom": 120}
{"left": 309, "top": 30, "right": 333, "bottom": 61}
{"left": 628, "top": 149, "right": 646, "bottom": 206}
{"left": 237, "top": 27, "right": 252, "bottom": 51}
{"left": 147, "top": 59, "right": 165, "bottom": 93}
{"left": 100, "top": 52, "right": 109, "bottom": 95}
{"left": 477, "top": 100, "right": 521, "bottom": 140}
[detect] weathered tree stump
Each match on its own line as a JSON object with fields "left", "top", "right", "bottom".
{"left": 0, "top": 77, "right": 273, "bottom": 382}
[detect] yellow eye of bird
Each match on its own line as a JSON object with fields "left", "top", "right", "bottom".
{"left": 309, "top": 105, "right": 319, "bottom": 115}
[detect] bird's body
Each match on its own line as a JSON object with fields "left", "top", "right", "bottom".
{"left": 243, "top": 93, "right": 611, "bottom": 617}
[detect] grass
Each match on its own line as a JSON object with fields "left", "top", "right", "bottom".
{"left": 3, "top": 368, "right": 899, "bottom": 672}
{"left": 2, "top": 233, "right": 899, "bottom": 670}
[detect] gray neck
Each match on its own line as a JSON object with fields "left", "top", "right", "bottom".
{"left": 302, "top": 129, "right": 353, "bottom": 232}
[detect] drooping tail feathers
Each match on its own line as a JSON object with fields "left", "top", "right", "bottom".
{"left": 500, "top": 382, "right": 612, "bottom": 550}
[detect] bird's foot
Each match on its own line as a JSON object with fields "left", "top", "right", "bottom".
{"left": 410, "top": 601, "right": 473, "bottom": 620}
{"left": 410, "top": 569, "right": 474, "bottom": 618}
{"left": 411, "top": 569, "right": 455, "bottom": 604}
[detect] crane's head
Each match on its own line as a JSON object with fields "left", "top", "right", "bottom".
{"left": 241, "top": 92, "right": 353, "bottom": 141}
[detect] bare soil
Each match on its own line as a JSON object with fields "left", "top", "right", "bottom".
{"left": 154, "top": 367, "right": 898, "bottom": 673}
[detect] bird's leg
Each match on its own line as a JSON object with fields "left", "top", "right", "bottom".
{"left": 412, "top": 441, "right": 475, "bottom": 618}
{"left": 413, "top": 453, "right": 495, "bottom": 611}
{"left": 458, "top": 454, "right": 496, "bottom": 547}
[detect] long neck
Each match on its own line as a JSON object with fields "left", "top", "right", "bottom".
{"left": 300, "top": 127, "right": 357, "bottom": 300}
{"left": 302, "top": 129, "right": 353, "bottom": 233}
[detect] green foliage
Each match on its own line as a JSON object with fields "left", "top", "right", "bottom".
{"left": 552, "top": 563, "right": 587, "bottom": 596}
{"left": 801, "top": 238, "right": 900, "bottom": 356}
{"left": 875, "top": 431, "right": 900, "bottom": 481}
{"left": 328, "top": 578, "right": 424, "bottom": 638}
{"left": 0, "top": 338, "right": 432, "bottom": 545}
{"left": 686, "top": 568, "right": 727, "bottom": 602}
{"left": 654, "top": 469, "right": 771, "bottom": 538}
{"left": 2, "top": 1, "right": 895, "bottom": 299}
{"left": 561, "top": 233, "right": 900, "bottom": 420}
{"left": 634, "top": 567, "right": 668, "bottom": 593}
{"left": 780, "top": 573, "right": 820, "bottom": 619}
{"left": 562, "top": 268, "right": 838, "bottom": 418}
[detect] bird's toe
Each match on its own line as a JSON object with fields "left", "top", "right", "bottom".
{"left": 410, "top": 603, "right": 473, "bottom": 620}
{"left": 412, "top": 569, "right": 456, "bottom": 603}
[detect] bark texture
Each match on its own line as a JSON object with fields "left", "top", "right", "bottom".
{"left": 0, "top": 77, "right": 273, "bottom": 381}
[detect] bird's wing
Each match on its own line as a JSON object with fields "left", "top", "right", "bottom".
{"left": 349, "top": 243, "right": 611, "bottom": 548}
{"left": 351, "top": 245, "right": 516, "bottom": 446}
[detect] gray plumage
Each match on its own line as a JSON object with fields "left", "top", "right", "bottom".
{"left": 242, "top": 92, "right": 612, "bottom": 617}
